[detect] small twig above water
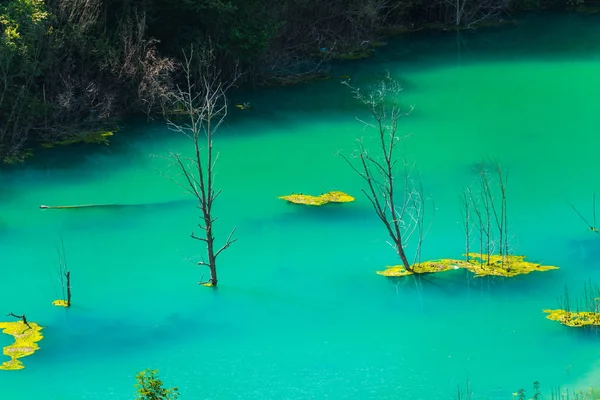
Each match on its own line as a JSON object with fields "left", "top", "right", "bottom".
{"left": 567, "top": 192, "right": 599, "bottom": 233}
{"left": 7, "top": 313, "right": 31, "bottom": 331}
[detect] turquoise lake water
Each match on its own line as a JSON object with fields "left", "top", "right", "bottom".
{"left": 2, "top": 12, "right": 600, "bottom": 399}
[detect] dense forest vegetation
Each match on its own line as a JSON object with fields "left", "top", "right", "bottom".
{"left": 0, "top": 0, "right": 588, "bottom": 163}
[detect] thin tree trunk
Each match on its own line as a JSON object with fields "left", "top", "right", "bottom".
{"left": 66, "top": 271, "right": 71, "bottom": 306}
{"left": 163, "top": 44, "right": 238, "bottom": 287}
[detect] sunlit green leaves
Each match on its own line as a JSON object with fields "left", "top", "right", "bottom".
{"left": 135, "top": 369, "right": 180, "bottom": 400}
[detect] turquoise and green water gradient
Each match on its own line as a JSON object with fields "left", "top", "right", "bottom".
{"left": 2, "top": 12, "right": 600, "bottom": 399}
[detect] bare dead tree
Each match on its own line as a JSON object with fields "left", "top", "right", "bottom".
{"left": 6, "top": 313, "right": 30, "bottom": 329}
{"left": 467, "top": 186, "right": 484, "bottom": 265}
{"left": 497, "top": 162, "right": 508, "bottom": 257}
{"left": 411, "top": 171, "right": 435, "bottom": 266}
{"left": 55, "top": 238, "right": 71, "bottom": 307}
{"left": 114, "top": 6, "right": 177, "bottom": 115}
{"left": 162, "top": 44, "right": 238, "bottom": 287}
{"left": 340, "top": 75, "right": 430, "bottom": 271}
{"left": 567, "top": 191, "right": 599, "bottom": 233}
{"left": 441, "top": 0, "right": 509, "bottom": 28}
{"left": 480, "top": 168, "right": 493, "bottom": 263}
{"left": 459, "top": 189, "right": 471, "bottom": 262}
{"left": 464, "top": 161, "right": 509, "bottom": 265}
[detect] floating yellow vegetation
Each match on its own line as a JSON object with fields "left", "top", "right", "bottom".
{"left": 41, "top": 130, "right": 114, "bottom": 148}
{"left": 320, "top": 191, "right": 354, "bottom": 203}
{"left": 279, "top": 194, "right": 327, "bottom": 206}
{"left": 278, "top": 191, "right": 355, "bottom": 206}
{"left": 0, "top": 321, "right": 43, "bottom": 370}
{"left": 543, "top": 309, "right": 600, "bottom": 327}
{"left": 377, "top": 254, "right": 558, "bottom": 278}
{"left": 462, "top": 253, "right": 559, "bottom": 277}
{"left": 377, "top": 259, "right": 467, "bottom": 277}
{"left": 2, "top": 148, "right": 33, "bottom": 164}
{"left": 52, "top": 300, "right": 69, "bottom": 307}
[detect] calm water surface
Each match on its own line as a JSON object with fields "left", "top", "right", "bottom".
{"left": 2, "top": 12, "right": 600, "bottom": 399}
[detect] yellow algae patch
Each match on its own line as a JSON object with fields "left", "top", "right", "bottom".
{"left": 543, "top": 309, "right": 600, "bottom": 327}
{"left": 319, "top": 191, "right": 355, "bottom": 203}
{"left": 52, "top": 300, "right": 69, "bottom": 307}
{"left": 0, "top": 321, "right": 43, "bottom": 370}
{"left": 41, "top": 130, "right": 114, "bottom": 148}
{"left": 278, "top": 191, "right": 355, "bottom": 206}
{"left": 377, "top": 259, "right": 469, "bottom": 277}
{"left": 279, "top": 194, "right": 329, "bottom": 206}
{"left": 463, "top": 253, "right": 559, "bottom": 277}
{"left": 376, "top": 254, "right": 558, "bottom": 278}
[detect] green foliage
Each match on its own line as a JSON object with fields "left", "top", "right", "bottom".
{"left": 0, "top": 0, "right": 49, "bottom": 81}
{"left": 0, "top": 0, "right": 48, "bottom": 44}
{"left": 0, "top": 0, "right": 51, "bottom": 161}
{"left": 134, "top": 369, "right": 179, "bottom": 400}
{"left": 146, "top": 0, "right": 279, "bottom": 65}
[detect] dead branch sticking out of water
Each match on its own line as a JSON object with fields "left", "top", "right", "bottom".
{"left": 52, "top": 238, "right": 71, "bottom": 307}
{"left": 544, "top": 280, "right": 600, "bottom": 328}
{"left": 6, "top": 313, "right": 30, "bottom": 330}
{"left": 463, "top": 161, "right": 509, "bottom": 267}
{"left": 567, "top": 191, "right": 599, "bottom": 233}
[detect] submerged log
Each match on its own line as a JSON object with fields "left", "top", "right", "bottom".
{"left": 39, "top": 204, "right": 110, "bottom": 209}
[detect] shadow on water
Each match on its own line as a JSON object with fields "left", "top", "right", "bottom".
{"left": 41, "top": 282, "right": 333, "bottom": 363}
{"left": 279, "top": 201, "right": 373, "bottom": 220}
{"left": 567, "top": 235, "right": 600, "bottom": 266}
{"left": 241, "top": 202, "right": 375, "bottom": 234}
{"left": 40, "top": 311, "right": 227, "bottom": 362}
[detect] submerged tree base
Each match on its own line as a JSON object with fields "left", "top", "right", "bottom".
{"left": 40, "top": 130, "right": 114, "bottom": 148}
{"left": 278, "top": 191, "right": 355, "bottom": 206}
{"left": 377, "top": 259, "right": 464, "bottom": 277}
{"left": 377, "top": 254, "right": 558, "bottom": 278}
{"left": 52, "top": 300, "right": 69, "bottom": 307}
{"left": 543, "top": 309, "right": 600, "bottom": 328}
{"left": 0, "top": 321, "right": 43, "bottom": 370}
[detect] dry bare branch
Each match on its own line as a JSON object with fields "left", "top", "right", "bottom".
{"left": 340, "top": 74, "right": 433, "bottom": 271}
{"left": 161, "top": 42, "right": 239, "bottom": 287}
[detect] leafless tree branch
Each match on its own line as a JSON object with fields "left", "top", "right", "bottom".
{"left": 340, "top": 74, "right": 433, "bottom": 271}
{"left": 161, "top": 42, "right": 239, "bottom": 287}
